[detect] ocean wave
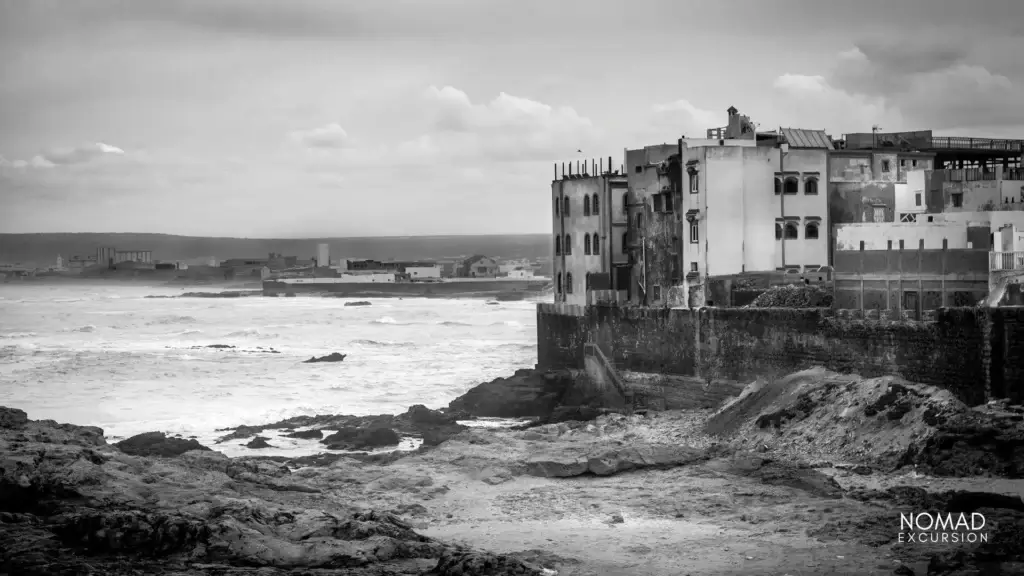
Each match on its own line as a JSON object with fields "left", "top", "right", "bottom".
{"left": 225, "top": 328, "right": 279, "bottom": 339}
{"left": 64, "top": 325, "right": 97, "bottom": 333}
{"left": 491, "top": 320, "right": 522, "bottom": 327}
{"left": 369, "top": 316, "right": 420, "bottom": 325}
{"left": 351, "top": 338, "right": 414, "bottom": 347}
{"left": 172, "top": 329, "right": 203, "bottom": 336}
{"left": 53, "top": 298, "right": 86, "bottom": 303}
{"left": 0, "top": 332, "right": 37, "bottom": 339}
{"left": 437, "top": 320, "right": 472, "bottom": 327}
{"left": 147, "top": 315, "right": 197, "bottom": 325}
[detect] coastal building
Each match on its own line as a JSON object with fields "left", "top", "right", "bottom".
{"left": 437, "top": 260, "right": 458, "bottom": 278}
{"left": 832, "top": 220, "right": 991, "bottom": 315}
{"left": 316, "top": 243, "right": 330, "bottom": 268}
{"left": 405, "top": 265, "right": 441, "bottom": 279}
{"left": 551, "top": 157, "right": 628, "bottom": 305}
{"left": 459, "top": 255, "right": 499, "bottom": 278}
{"left": 67, "top": 255, "right": 97, "bottom": 271}
{"left": 96, "top": 247, "right": 153, "bottom": 269}
{"left": 507, "top": 268, "right": 535, "bottom": 279}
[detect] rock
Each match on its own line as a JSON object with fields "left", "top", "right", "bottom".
{"left": 448, "top": 368, "right": 575, "bottom": 418}
{"left": 304, "top": 352, "right": 347, "bottom": 363}
{"left": 344, "top": 300, "right": 372, "bottom": 306}
{"left": 608, "top": 513, "right": 625, "bottom": 524}
{"left": 115, "top": 431, "right": 212, "bottom": 457}
{"left": 527, "top": 444, "right": 707, "bottom": 478}
{"left": 427, "top": 549, "right": 546, "bottom": 576}
{"left": 284, "top": 429, "right": 323, "bottom": 439}
{"left": 245, "top": 435, "right": 274, "bottom": 449}
{"left": 323, "top": 426, "right": 400, "bottom": 450}
{"left": 903, "top": 406, "right": 1024, "bottom": 478}
{"left": 0, "top": 406, "right": 28, "bottom": 429}
{"left": 206, "top": 344, "right": 235, "bottom": 349}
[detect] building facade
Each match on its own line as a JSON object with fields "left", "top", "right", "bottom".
{"left": 460, "top": 255, "right": 499, "bottom": 278}
{"left": 551, "top": 158, "right": 628, "bottom": 304}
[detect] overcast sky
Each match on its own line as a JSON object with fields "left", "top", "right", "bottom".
{"left": 2, "top": 0, "right": 1023, "bottom": 237}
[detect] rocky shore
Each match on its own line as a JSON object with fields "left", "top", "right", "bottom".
{"left": 3, "top": 367, "right": 1023, "bottom": 575}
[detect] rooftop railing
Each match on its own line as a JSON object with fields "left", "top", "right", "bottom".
{"left": 930, "top": 137, "right": 1024, "bottom": 152}
{"left": 990, "top": 251, "right": 1024, "bottom": 272}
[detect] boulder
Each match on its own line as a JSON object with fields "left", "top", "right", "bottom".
{"left": 245, "top": 436, "right": 274, "bottom": 449}
{"left": 344, "top": 301, "right": 372, "bottom": 306}
{"left": 322, "top": 426, "right": 400, "bottom": 450}
{"left": 304, "top": 352, "right": 347, "bottom": 363}
{"left": 115, "top": 431, "right": 212, "bottom": 457}
{"left": 0, "top": 406, "right": 29, "bottom": 429}
{"left": 447, "top": 368, "right": 574, "bottom": 418}
{"left": 284, "top": 429, "right": 324, "bottom": 440}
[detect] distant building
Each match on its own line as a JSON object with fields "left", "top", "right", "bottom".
{"left": 507, "top": 268, "right": 535, "bottom": 279}
{"left": 460, "top": 255, "right": 498, "bottom": 278}
{"left": 405, "top": 265, "right": 441, "bottom": 279}
{"left": 95, "top": 247, "right": 154, "bottom": 269}
{"left": 316, "top": 243, "right": 330, "bottom": 268}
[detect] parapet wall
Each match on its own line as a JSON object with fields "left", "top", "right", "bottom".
{"left": 537, "top": 303, "right": 1024, "bottom": 405}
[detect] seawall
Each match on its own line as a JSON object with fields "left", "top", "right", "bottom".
{"left": 537, "top": 303, "right": 1024, "bottom": 405}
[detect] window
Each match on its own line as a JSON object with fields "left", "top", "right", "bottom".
{"left": 583, "top": 195, "right": 590, "bottom": 216}
{"left": 653, "top": 194, "right": 663, "bottom": 212}
{"left": 690, "top": 222, "right": 699, "bottom": 243}
{"left": 652, "top": 285, "right": 661, "bottom": 302}
{"left": 592, "top": 194, "right": 600, "bottom": 215}
{"left": 585, "top": 273, "right": 591, "bottom": 290}
{"left": 900, "top": 213, "right": 918, "bottom": 223}
{"left": 805, "top": 222, "right": 819, "bottom": 240}
{"left": 584, "top": 234, "right": 591, "bottom": 255}
{"left": 592, "top": 233, "right": 600, "bottom": 255}
{"left": 915, "top": 192, "right": 922, "bottom": 206}
{"left": 622, "top": 232, "right": 628, "bottom": 253}
{"left": 563, "top": 197, "right": 570, "bottom": 216}
{"left": 664, "top": 193, "right": 673, "bottom": 212}
{"left": 555, "top": 235, "right": 561, "bottom": 255}
{"left": 784, "top": 222, "right": 799, "bottom": 239}
{"left": 775, "top": 223, "right": 782, "bottom": 240}
{"left": 636, "top": 213, "right": 643, "bottom": 229}
{"left": 566, "top": 272, "right": 574, "bottom": 293}
{"left": 952, "top": 193, "right": 963, "bottom": 208}
{"left": 919, "top": 239, "right": 925, "bottom": 250}
{"left": 634, "top": 165, "right": 642, "bottom": 174}
{"left": 882, "top": 160, "right": 891, "bottom": 172}
{"left": 887, "top": 240, "right": 893, "bottom": 250}
{"left": 689, "top": 172, "right": 699, "bottom": 193}
{"left": 900, "top": 159, "right": 906, "bottom": 168}
{"left": 564, "top": 234, "right": 572, "bottom": 255}
{"left": 556, "top": 272, "right": 562, "bottom": 293}
{"left": 555, "top": 198, "right": 559, "bottom": 216}
{"left": 690, "top": 262, "right": 698, "bottom": 272}
{"left": 805, "top": 178, "right": 818, "bottom": 195}
{"left": 873, "top": 206, "right": 885, "bottom": 222}
{"left": 774, "top": 178, "right": 782, "bottom": 195}
{"left": 912, "top": 160, "right": 918, "bottom": 168}
{"left": 784, "top": 177, "right": 798, "bottom": 195}
{"left": 622, "top": 192, "right": 628, "bottom": 212}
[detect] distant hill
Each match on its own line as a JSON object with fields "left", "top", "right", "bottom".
{"left": 0, "top": 233, "right": 553, "bottom": 266}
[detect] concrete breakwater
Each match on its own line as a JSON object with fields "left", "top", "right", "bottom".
{"left": 537, "top": 303, "right": 1024, "bottom": 405}
{"left": 263, "top": 278, "right": 551, "bottom": 298}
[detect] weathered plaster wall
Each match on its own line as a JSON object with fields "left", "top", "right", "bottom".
{"left": 625, "top": 144, "right": 680, "bottom": 307}
{"left": 553, "top": 177, "right": 607, "bottom": 304}
{"left": 835, "top": 223, "right": 969, "bottom": 250}
{"left": 537, "top": 303, "right": 1024, "bottom": 404}
{"left": 775, "top": 148, "right": 829, "bottom": 270}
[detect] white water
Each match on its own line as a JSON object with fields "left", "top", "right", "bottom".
{"left": 0, "top": 284, "right": 541, "bottom": 456}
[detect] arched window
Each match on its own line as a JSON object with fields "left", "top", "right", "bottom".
{"left": 592, "top": 194, "right": 600, "bottom": 215}
{"left": 584, "top": 195, "right": 591, "bottom": 216}
{"left": 555, "top": 235, "right": 561, "bottom": 255}
{"left": 775, "top": 223, "right": 782, "bottom": 240}
{"left": 805, "top": 222, "right": 819, "bottom": 239}
{"left": 805, "top": 178, "right": 818, "bottom": 195}
{"left": 592, "top": 233, "right": 600, "bottom": 255}
{"left": 584, "top": 234, "right": 592, "bottom": 255}
{"left": 622, "top": 192, "right": 628, "bottom": 212}
{"left": 555, "top": 198, "right": 560, "bottom": 216}
{"left": 566, "top": 272, "right": 573, "bottom": 293}
{"left": 563, "top": 197, "right": 570, "bottom": 216}
{"left": 774, "top": 178, "right": 782, "bottom": 195}
{"left": 784, "top": 177, "right": 798, "bottom": 195}
{"left": 564, "top": 234, "right": 572, "bottom": 255}
{"left": 622, "top": 232, "right": 628, "bottom": 252}
{"left": 784, "top": 222, "right": 799, "bottom": 239}
{"left": 556, "top": 272, "right": 562, "bottom": 293}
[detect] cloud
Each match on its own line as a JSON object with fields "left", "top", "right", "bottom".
{"left": 772, "top": 73, "right": 897, "bottom": 132}
{"left": 647, "top": 99, "right": 722, "bottom": 140}
{"left": 1, "top": 142, "right": 126, "bottom": 170}
{"left": 777, "top": 41, "right": 1024, "bottom": 132}
{"left": 290, "top": 123, "right": 353, "bottom": 149}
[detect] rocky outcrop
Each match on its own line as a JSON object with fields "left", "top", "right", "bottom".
{"left": 526, "top": 443, "right": 707, "bottom": 478}
{"left": 447, "top": 368, "right": 575, "bottom": 418}
{"left": 322, "top": 426, "right": 400, "bottom": 450}
{"left": 304, "top": 352, "right": 347, "bottom": 363}
{"left": 901, "top": 400, "right": 1024, "bottom": 478}
{"left": 344, "top": 301, "right": 372, "bottom": 306}
{"left": 0, "top": 407, "right": 547, "bottom": 575}
{"left": 114, "top": 431, "right": 212, "bottom": 457}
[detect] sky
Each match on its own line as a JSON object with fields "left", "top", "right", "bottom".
{"left": 2, "top": 0, "right": 1023, "bottom": 238}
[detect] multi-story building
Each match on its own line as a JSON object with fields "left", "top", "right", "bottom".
{"left": 551, "top": 158, "right": 628, "bottom": 304}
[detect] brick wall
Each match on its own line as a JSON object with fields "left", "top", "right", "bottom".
{"left": 537, "top": 304, "right": 1019, "bottom": 405}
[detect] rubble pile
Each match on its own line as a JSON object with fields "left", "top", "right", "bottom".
{"left": 746, "top": 283, "right": 833, "bottom": 308}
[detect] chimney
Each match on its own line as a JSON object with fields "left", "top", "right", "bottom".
{"left": 599, "top": 157, "right": 603, "bottom": 174}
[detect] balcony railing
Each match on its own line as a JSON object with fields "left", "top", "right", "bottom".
{"left": 1007, "top": 168, "right": 1024, "bottom": 181}
{"left": 942, "top": 168, "right": 999, "bottom": 182}
{"left": 990, "top": 251, "right": 1024, "bottom": 271}
{"left": 931, "top": 137, "right": 1024, "bottom": 152}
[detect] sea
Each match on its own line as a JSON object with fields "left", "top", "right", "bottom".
{"left": 0, "top": 284, "right": 543, "bottom": 456}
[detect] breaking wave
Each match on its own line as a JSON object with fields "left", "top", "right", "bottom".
{"left": 147, "top": 315, "right": 197, "bottom": 325}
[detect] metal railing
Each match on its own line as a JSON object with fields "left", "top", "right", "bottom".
{"left": 942, "top": 168, "right": 998, "bottom": 182}
{"left": 1007, "top": 168, "right": 1024, "bottom": 181}
{"left": 990, "top": 251, "right": 1024, "bottom": 271}
{"left": 930, "top": 137, "right": 1024, "bottom": 152}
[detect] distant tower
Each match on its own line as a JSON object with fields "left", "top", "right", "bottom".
{"left": 317, "top": 243, "right": 330, "bottom": 268}
{"left": 56, "top": 254, "right": 63, "bottom": 268}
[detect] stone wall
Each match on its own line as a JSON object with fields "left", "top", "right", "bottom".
{"left": 537, "top": 303, "right": 1024, "bottom": 405}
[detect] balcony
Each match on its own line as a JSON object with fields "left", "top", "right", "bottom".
{"left": 930, "top": 137, "right": 1024, "bottom": 152}
{"left": 990, "top": 251, "right": 1024, "bottom": 272}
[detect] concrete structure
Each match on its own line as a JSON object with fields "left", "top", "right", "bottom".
{"left": 460, "top": 255, "right": 499, "bottom": 278}
{"left": 507, "top": 268, "right": 535, "bottom": 279}
{"left": 95, "top": 247, "right": 153, "bottom": 268}
{"left": 316, "top": 243, "right": 330, "bottom": 268}
{"left": 551, "top": 158, "right": 628, "bottom": 305}
{"left": 67, "top": 255, "right": 97, "bottom": 271}
{"left": 834, "top": 222, "right": 975, "bottom": 251}
{"left": 405, "top": 265, "right": 441, "bottom": 279}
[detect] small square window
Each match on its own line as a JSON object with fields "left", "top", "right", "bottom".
{"left": 882, "top": 160, "right": 891, "bottom": 172}
{"left": 634, "top": 165, "right": 642, "bottom": 174}
{"left": 690, "top": 262, "right": 698, "bottom": 272}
